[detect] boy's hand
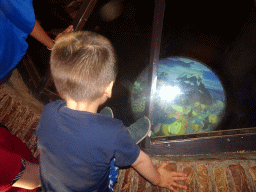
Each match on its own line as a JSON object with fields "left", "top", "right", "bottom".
{"left": 156, "top": 162, "right": 188, "bottom": 192}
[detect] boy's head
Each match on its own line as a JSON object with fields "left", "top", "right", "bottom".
{"left": 50, "top": 31, "right": 117, "bottom": 102}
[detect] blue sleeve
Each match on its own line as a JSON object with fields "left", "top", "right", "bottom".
{"left": 0, "top": 0, "right": 35, "bottom": 34}
{"left": 114, "top": 128, "right": 140, "bottom": 167}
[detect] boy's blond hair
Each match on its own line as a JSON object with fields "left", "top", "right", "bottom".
{"left": 50, "top": 31, "right": 117, "bottom": 101}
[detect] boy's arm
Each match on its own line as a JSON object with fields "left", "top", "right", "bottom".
{"left": 131, "top": 150, "right": 188, "bottom": 192}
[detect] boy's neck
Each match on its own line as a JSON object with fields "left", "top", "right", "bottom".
{"left": 65, "top": 81, "right": 113, "bottom": 113}
{"left": 66, "top": 99, "right": 101, "bottom": 113}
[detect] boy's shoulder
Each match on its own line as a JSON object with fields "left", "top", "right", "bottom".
{"left": 45, "top": 100, "right": 64, "bottom": 106}
{"left": 42, "top": 100, "right": 124, "bottom": 128}
{"left": 41, "top": 100, "right": 66, "bottom": 120}
{"left": 43, "top": 100, "right": 65, "bottom": 111}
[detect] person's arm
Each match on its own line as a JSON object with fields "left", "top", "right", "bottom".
{"left": 29, "top": 20, "right": 55, "bottom": 50}
{"left": 132, "top": 150, "right": 188, "bottom": 192}
{"left": 30, "top": 21, "right": 74, "bottom": 50}
{"left": 12, "top": 160, "right": 41, "bottom": 189}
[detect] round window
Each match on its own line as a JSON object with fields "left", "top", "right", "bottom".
{"left": 130, "top": 57, "right": 226, "bottom": 137}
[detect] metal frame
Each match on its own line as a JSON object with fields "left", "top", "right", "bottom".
{"left": 145, "top": 127, "right": 256, "bottom": 156}
{"left": 72, "top": 0, "right": 98, "bottom": 31}
{"left": 140, "top": 0, "right": 165, "bottom": 148}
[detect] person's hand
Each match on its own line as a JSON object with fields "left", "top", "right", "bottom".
{"left": 54, "top": 25, "right": 74, "bottom": 41}
{"left": 156, "top": 162, "right": 188, "bottom": 192}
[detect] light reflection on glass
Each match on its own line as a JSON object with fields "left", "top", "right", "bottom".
{"left": 158, "top": 85, "right": 182, "bottom": 102}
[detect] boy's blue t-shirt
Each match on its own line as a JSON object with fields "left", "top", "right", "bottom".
{"left": 0, "top": 0, "right": 35, "bottom": 79}
{"left": 36, "top": 100, "right": 140, "bottom": 192}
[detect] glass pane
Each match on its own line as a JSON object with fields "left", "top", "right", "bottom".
{"left": 131, "top": 56, "right": 226, "bottom": 137}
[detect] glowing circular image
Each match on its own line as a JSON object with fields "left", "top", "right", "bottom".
{"left": 130, "top": 57, "right": 226, "bottom": 137}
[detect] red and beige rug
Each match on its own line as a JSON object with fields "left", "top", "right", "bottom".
{"left": 0, "top": 70, "right": 44, "bottom": 158}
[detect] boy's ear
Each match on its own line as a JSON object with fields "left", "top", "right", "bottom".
{"left": 105, "top": 81, "right": 114, "bottom": 98}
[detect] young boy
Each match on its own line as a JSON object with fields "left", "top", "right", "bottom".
{"left": 36, "top": 31, "right": 188, "bottom": 192}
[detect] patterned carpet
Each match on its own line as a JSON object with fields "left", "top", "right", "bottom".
{"left": 0, "top": 70, "right": 44, "bottom": 159}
